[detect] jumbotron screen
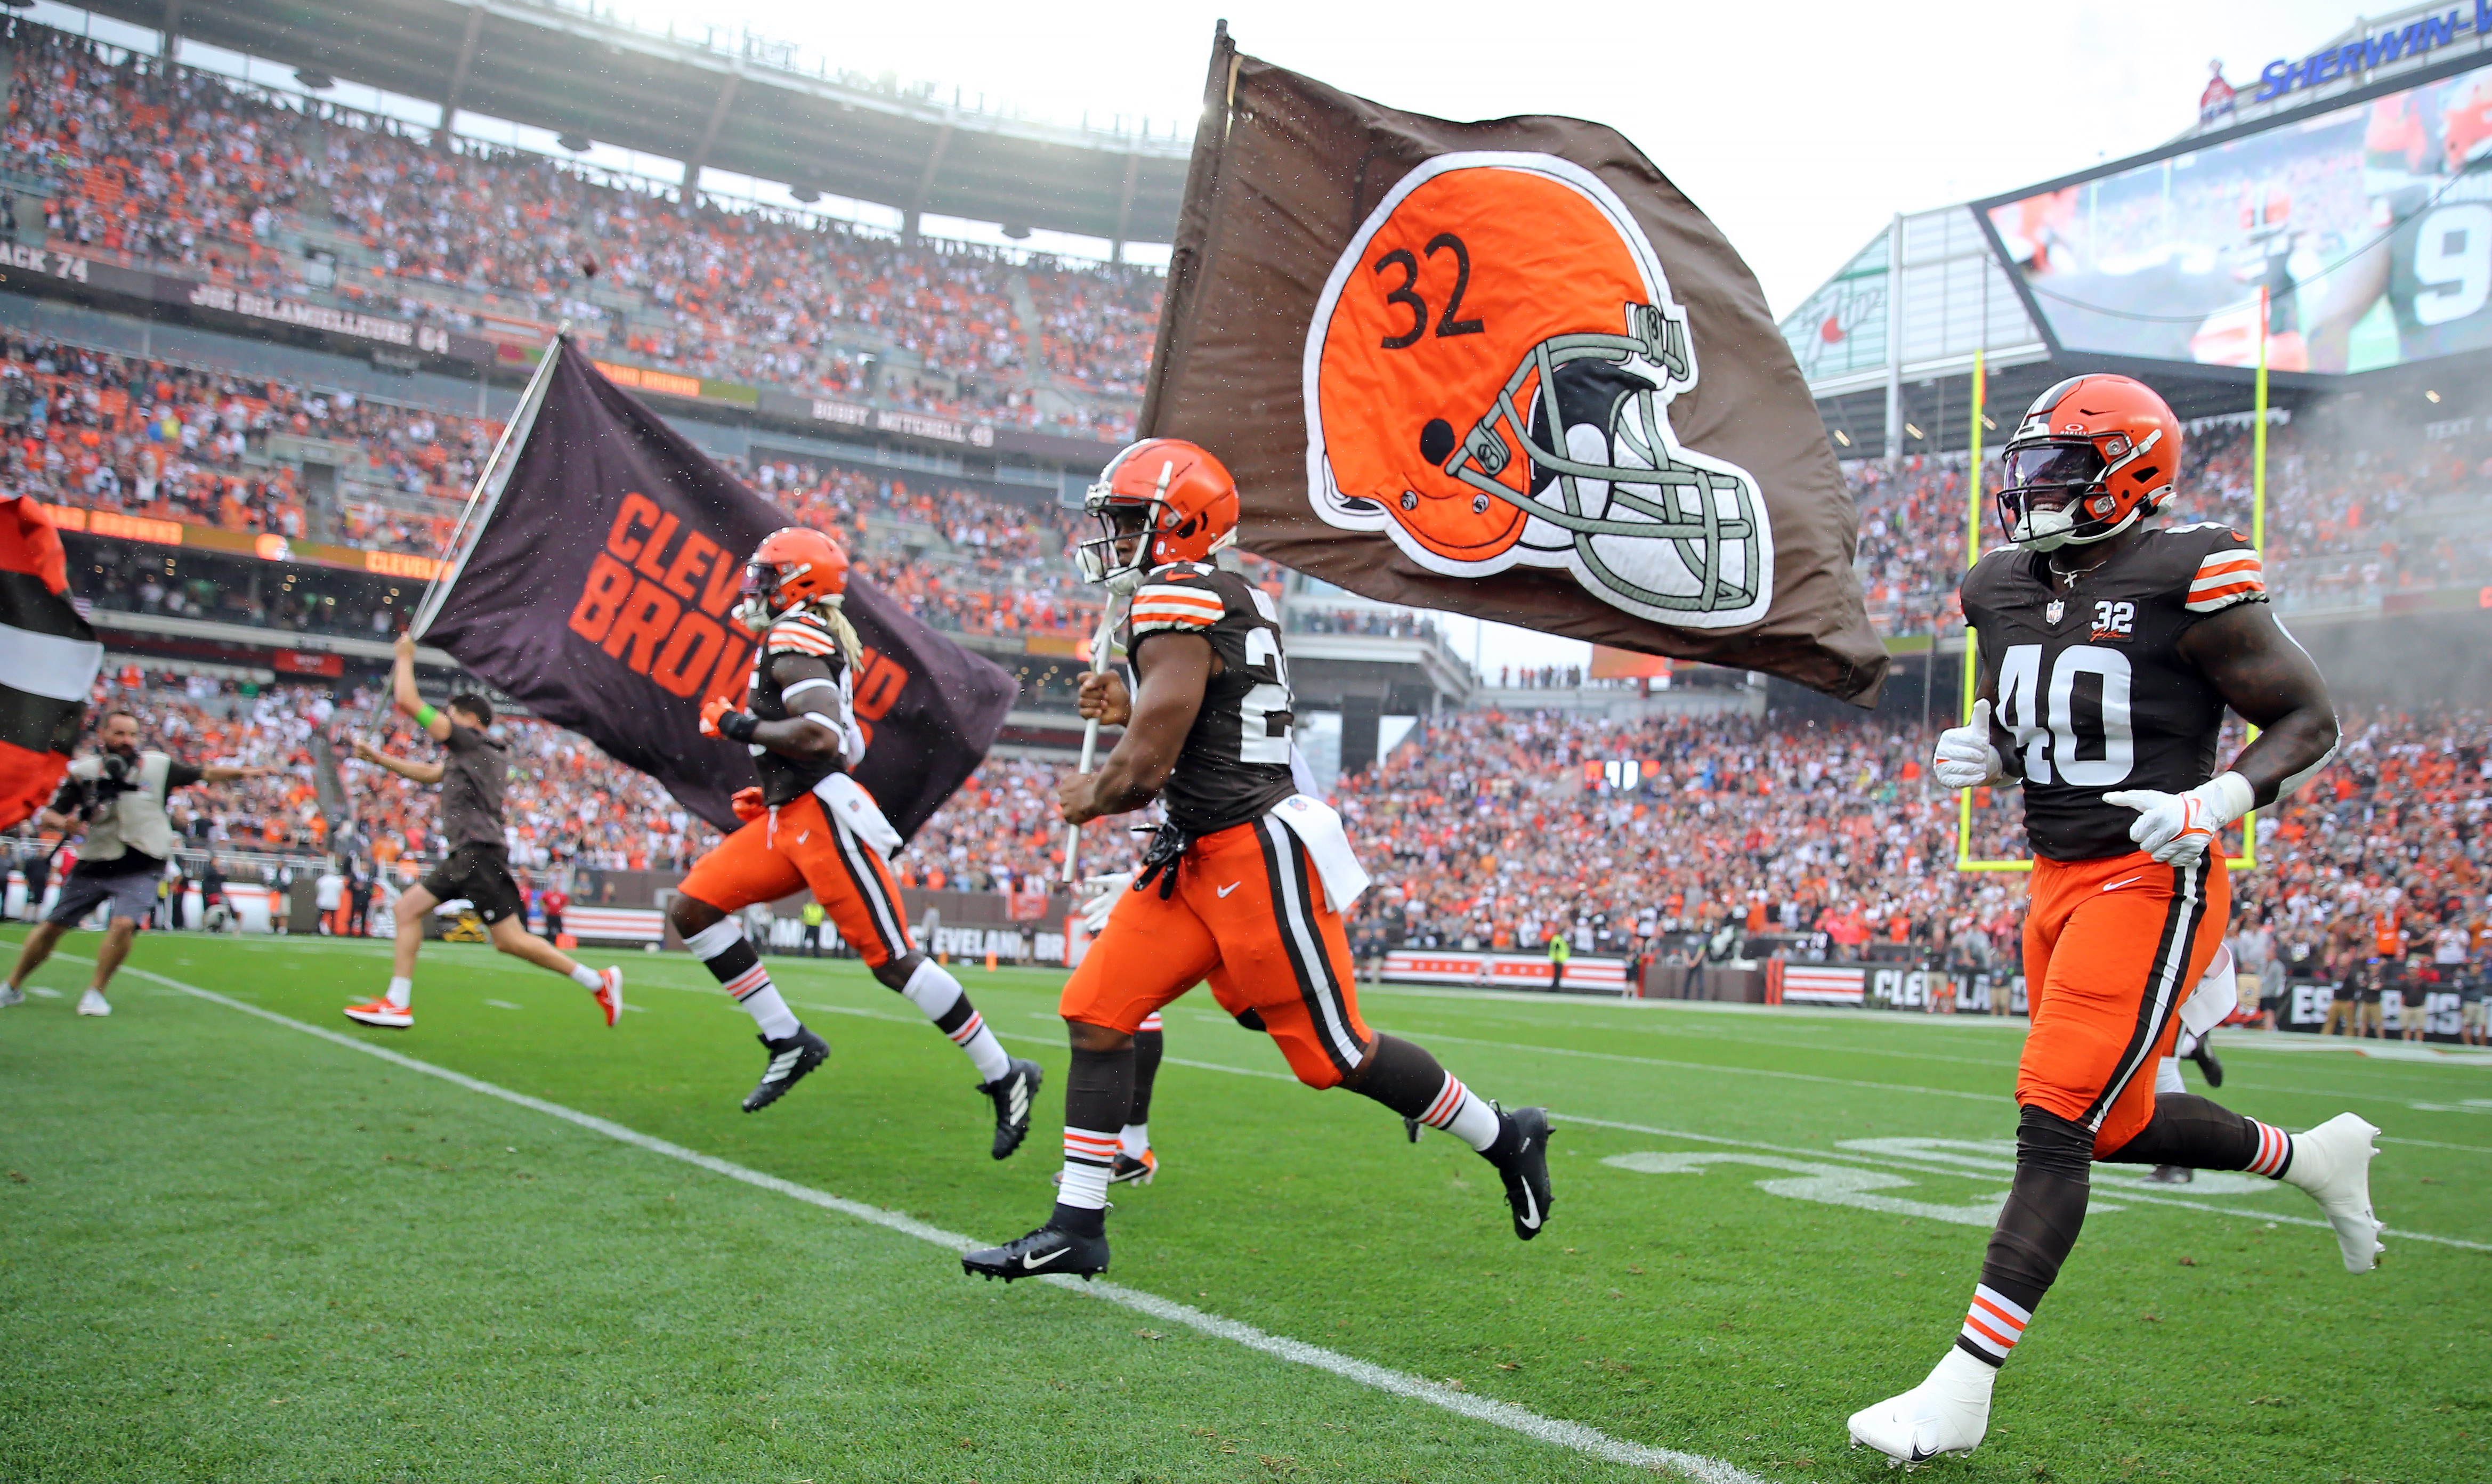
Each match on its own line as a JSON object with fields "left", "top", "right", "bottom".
{"left": 1986, "top": 59, "right": 2492, "bottom": 374}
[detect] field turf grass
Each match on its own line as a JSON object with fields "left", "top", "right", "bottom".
{"left": 3, "top": 928, "right": 2488, "bottom": 1483}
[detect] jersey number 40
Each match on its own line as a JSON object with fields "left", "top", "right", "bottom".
{"left": 1993, "top": 642, "right": 2134, "bottom": 788}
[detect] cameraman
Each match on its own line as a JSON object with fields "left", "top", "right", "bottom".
{"left": 1, "top": 710, "right": 271, "bottom": 1016}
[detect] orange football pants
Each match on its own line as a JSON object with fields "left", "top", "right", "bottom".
{"left": 677, "top": 791, "right": 913, "bottom": 968}
{"left": 1061, "top": 815, "right": 1371, "bottom": 1089}
{"left": 2017, "top": 849, "right": 2229, "bottom": 1156}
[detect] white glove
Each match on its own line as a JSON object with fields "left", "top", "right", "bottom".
{"left": 1931, "top": 699, "right": 2009, "bottom": 790}
{"left": 1078, "top": 871, "right": 1132, "bottom": 934}
{"left": 2102, "top": 772, "right": 2254, "bottom": 866}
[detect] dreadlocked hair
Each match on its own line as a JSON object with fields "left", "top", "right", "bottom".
{"left": 808, "top": 597, "right": 865, "bottom": 674}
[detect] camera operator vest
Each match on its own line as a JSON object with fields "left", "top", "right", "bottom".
{"left": 68, "top": 750, "right": 180, "bottom": 864}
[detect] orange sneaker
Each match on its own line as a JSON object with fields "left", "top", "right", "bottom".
{"left": 592, "top": 967, "right": 624, "bottom": 1028}
{"left": 343, "top": 996, "right": 412, "bottom": 1029}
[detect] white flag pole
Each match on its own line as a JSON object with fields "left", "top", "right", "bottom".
{"left": 1062, "top": 594, "right": 1125, "bottom": 884}
{"left": 406, "top": 324, "right": 569, "bottom": 640}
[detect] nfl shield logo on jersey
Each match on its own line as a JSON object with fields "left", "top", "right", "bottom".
{"left": 2044, "top": 599, "right": 2065, "bottom": 625}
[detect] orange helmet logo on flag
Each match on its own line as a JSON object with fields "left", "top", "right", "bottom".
{"left": 1304, "top": 152, "right": 1774, "bottom": 629}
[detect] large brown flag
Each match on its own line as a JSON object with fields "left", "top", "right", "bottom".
{"left": 1140, "top": 31, "right": 1888, "bottom": 703}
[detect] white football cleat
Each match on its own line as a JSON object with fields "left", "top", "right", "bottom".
{"left": 2281, "top": 1112, "right": 2385, "bottom": 1272}
{"left": 1849, "top": 1348, "right": 1994, "bottom": 1467}
{"left": 75, "top": 989, "right": 111, "bottom": 1017}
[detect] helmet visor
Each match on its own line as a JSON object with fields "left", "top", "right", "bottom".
{"left": 2001, "top": 440, "right": 2106, "bottom": 492}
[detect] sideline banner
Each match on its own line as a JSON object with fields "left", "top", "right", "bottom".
{"left": 1381, "top": 949, "right": 1632, "bottom": 991}
{"left": 414, "top": 339, "right": 1015, "bottom": 837}
{"left": 1137, "top": 30, "right": 1887, "bottom": 702}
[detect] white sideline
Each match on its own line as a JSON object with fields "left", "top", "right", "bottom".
{"left": 109, "top": 963, "right": 1767, "bottom": 1484}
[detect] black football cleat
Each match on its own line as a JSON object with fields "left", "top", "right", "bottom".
{"left": 1107, "top": 1149, "right": 1158, "bottom": 1186}
{"left": 1403, "top": 1115, "right": 1422, "bottom": 1144}
{"left": 980, "top": 1057, "right": 1043, "bottom": 1159}
{"left": 1486, "top": 1105, "right": 1554, "bottom": 1241}
{"left": 2188, "top": 1039, "right": 2224, "bottom": 1089}
{"left": 961, "top": 1220, "right": 1111, "bottom": 1283}
{"left": 741, "top": 1026, "right": 830, "bottom": 1113}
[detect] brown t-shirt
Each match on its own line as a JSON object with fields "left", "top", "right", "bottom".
{"left": 438, "top": 722, "right": 509, "bottom": 852}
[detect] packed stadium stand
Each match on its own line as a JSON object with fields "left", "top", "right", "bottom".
{"left": 0, "top": 22, "right": 1146, "bottom": 439}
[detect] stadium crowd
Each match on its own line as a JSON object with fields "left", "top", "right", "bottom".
{"left": 0, "top": 25, "right": 1147, "bottom": 440}
{"left": 13, "top": 664, "right": 2482, "bottom": 1035}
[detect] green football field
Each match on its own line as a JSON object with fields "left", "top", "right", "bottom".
{"left": 3, "top": 928, "right": 2486, "bottom": 1483}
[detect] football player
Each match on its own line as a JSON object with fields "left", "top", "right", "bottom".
{"left": 663, "top": 526, "right": 1043, "bottom": 1149}
{"left": 1850, "top": 376, "right": 2381, "bottom": 1465}
{"left": 962, "top": 439, "right": 1551, "bottom": 1282}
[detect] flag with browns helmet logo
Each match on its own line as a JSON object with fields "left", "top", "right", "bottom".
{"left": 1140, "top": 31, "right": 1887, "bottom": 703}
{"left": 409, "top": 338, "right": 1015, "bottom": 837}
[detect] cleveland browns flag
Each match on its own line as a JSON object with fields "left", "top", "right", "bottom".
{"left": 1140, "top": 31, "right": 1887, "bottom": 703}
{"left": 0, "top": 493, "right": 100, "bottom": 830}
{"left": 410, "top": 338, "right": 1016, "bottom": 837}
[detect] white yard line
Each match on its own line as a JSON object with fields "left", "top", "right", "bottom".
{"left": 104, "top": 961, "right": 1767, "bottom": 1484}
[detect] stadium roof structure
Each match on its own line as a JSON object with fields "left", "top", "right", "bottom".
{"left": 83, "top": 0, "right": 1196, "bottom": 250}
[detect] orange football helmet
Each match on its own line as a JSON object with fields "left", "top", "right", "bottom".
{"left": 1997, "top": 375, "right": 2182, "bottom": 551}
{"left": 1075, "top": 437, "right": 1239, "bottom": 593}
{"left": 1305, "top": 154, "right": 1770, "bottom": 628}
{"left": 734, "top": 526, "right": 851, "bottom": 632}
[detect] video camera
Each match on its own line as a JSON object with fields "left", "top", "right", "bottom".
{"left": 69, "top": 751, "right": 141, "bottom": 822}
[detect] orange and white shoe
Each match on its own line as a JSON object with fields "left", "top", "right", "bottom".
{"left": 1109, "top": 1149, "right": 1159, "bottom": 1186}
{"left": 592, "top": 967, "right": 624, "bottom": 1028}
{"left": 343, "top": 996, "right": 412, "bottom": 1029}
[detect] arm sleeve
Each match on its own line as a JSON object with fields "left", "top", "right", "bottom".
{"left": 165, "top": 761, "right": 205, "bottom": 789}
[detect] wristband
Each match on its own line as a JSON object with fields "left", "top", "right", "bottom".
{"left": 415, "top": 703, "right": 439, "bottom": 728}
{"left": 719, "top": 709, "right": 760, "bottom": 744}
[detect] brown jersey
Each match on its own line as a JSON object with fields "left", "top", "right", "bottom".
{"left": 1959, "top": 523, "right": 2267, "bottom": 862}
{"left": 1122, "top": 563, "right": 1298, "bottom": 837}
{"left": 745, "top": 609, "right": 857, "bottom": 807}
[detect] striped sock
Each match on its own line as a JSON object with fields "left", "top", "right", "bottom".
{"left": 1954, "top": 1284, "right": 2032, "bottom": 1368}
{"left": 1058, "top": 1126, "right": 1120, "bottom": 1210}
{"left": 899, "top": 959, "right": 1010, "bottom": 1082}
{"left": 1138, "top": 1011, "right": 1163, "bottom": 1032}
{"left": 2245, "top": 1120, "right": 2295, "bottom": 1179}
{"left": 1419, "top": 1073, "right": 1501, "bottom": 1152}
{"left": 685, "top": 919, "right": 799, "bottom": 1040}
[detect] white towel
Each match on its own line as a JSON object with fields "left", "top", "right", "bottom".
{"left": 815, "top": 773, "right": 902, "bottom": 859}
{"left": 2178, "top": 942, "right": 2239, "bottom": 1039}
{"left": 1268, "top": 793, "right": 1369, "bottom": 914}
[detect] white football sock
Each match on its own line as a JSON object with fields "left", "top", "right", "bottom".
{"left": 1059, "top": 1126, "right": 1119, "bottom": 1210}
{"left": 1120, "top": 1122, "right": 1151, "bottom": 1157}
{"left": 1419, "top": 1073, "right": 1501, "bottom": 1152}
{"left": 900, "top": 958, "right": 1012, "bottom": 1082}
{"left": 740, "top": 985, "right": 801, "bottom": 1041}
{"left": 385, "top": 976, "right": 412, "bottom": 1009}
{"left": 685, "top": 919, "right": 801, "bottom": 1040}
{"left": 568, "top": 963, "right": 603, "bottom": 991}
